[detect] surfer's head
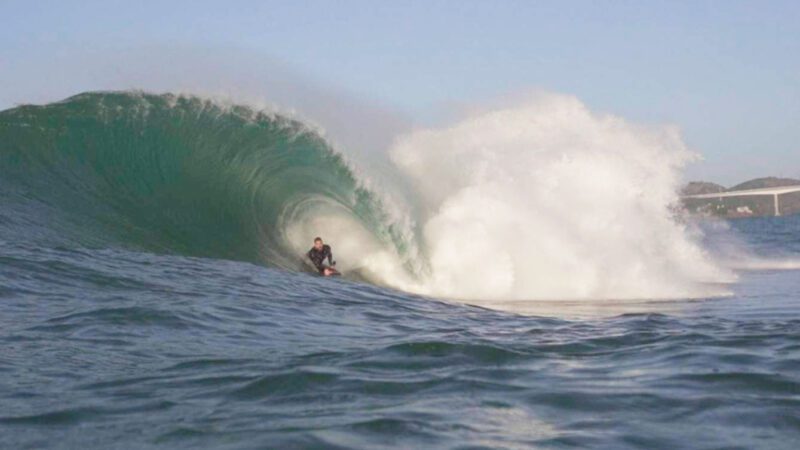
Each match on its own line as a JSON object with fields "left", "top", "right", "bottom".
{"left": 314, "top": 237, "right": 323, "bottom": 250}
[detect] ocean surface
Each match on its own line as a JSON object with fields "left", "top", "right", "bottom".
{"left": 2, "top": 92, "right": 800, "bottom": 449}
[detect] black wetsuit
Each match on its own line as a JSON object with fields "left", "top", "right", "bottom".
{"left": 307, "top": 245, "right": 333, "bottom": 274}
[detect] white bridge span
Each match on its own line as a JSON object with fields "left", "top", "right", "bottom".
{"left": 682, "top": 185, "right": 800, "bottom": 216}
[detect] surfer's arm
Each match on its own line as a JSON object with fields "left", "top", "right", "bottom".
{"left": 325, "top": 246, "right": 335, "bottom": 265}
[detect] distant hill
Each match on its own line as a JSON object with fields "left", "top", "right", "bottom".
{"left": 729, "top": 177, "right": 800, "bottom": 191}
{"left": 681, "top": 181, "right": 726, "bottom": 196}
{"left": 682, "top": 176, "right": 800, "bottom": 218}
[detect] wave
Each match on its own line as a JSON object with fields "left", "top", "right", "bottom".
{"left": 0, "top": 91, "right": 737, "bottom": 303}
{"left": 0, "top": 92, "right": 415, "bottom": 280}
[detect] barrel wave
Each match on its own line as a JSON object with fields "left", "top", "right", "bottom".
{"left": 1, "top": 90, "right": 740, "bottom": 304}
{"left": 0, "top": 92, "right": 407, "bottom": 276}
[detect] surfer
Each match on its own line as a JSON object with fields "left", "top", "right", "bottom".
{"left": 308, "top": 237, "right": 339, "bottom": 276}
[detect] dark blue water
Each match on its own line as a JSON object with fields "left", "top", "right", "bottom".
{"left": 2, "top": 216, "right": 800, "bottom": 449}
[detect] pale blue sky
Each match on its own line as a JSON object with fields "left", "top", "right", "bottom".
{"left": 1, "top": 0, "right": 798, "bottom": 184}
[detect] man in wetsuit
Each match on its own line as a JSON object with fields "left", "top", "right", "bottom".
{"left": 307, "top": 237, "right": 338, "bottom": 276}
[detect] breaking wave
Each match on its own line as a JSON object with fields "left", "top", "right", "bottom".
{"left": 0, "top": 91, "right": 736, "bottom": 303}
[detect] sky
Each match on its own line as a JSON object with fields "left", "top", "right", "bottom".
{"left": 1, "top": 0, "right": 798, "bottom": 185}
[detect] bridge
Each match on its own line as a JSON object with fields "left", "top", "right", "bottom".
{"left": 682, "top": 185, "right": 800, "bottom": 216}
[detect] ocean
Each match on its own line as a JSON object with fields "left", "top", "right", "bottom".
{"left": 1, "top": 92, "right": 799, "bottom": 449}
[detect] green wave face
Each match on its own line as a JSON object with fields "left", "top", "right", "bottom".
{"left": 0, "top": 92, "right": 405, "bottom": 272}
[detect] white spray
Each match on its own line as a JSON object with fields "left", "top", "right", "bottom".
{"left": 379, "top": 93, "right": 736, "bottom": 302}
